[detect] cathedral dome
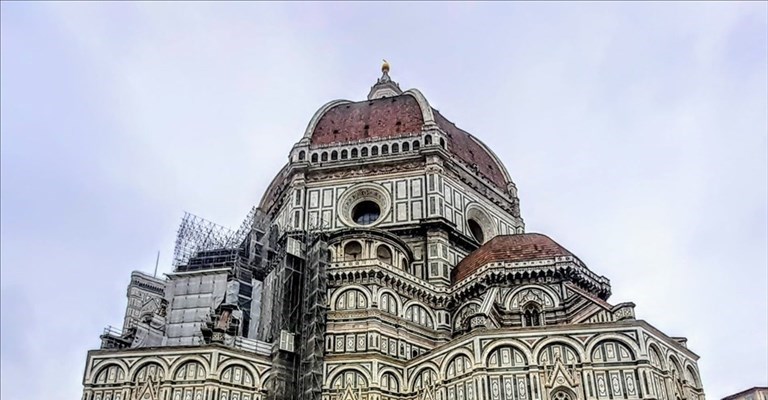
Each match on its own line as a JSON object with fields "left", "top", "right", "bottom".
{"left": 453, "top": 233, "right": 574, "bottom": 282}
{"left": 303, "top": 91, "right": 512, "bottom": 190}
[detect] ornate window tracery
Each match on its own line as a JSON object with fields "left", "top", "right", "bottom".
{"left": 174, "top": 361, "right": 206, "bottom": 381}
{"left": 134, "top": 362, "right": 164, "bottom": 383}
{"left": 335, "top": 289, "right": 368, "bottom": 310}
{"left": 411, "top": 368, "right": 437, "bottom": 391}
{"left": 331, "top": 370, "right": 367, "bottom": 390}
{"left": 381, "top": 372, "right": 400, "bottom": 392}
{"left": 522, "top": 303, "right": 542, "bottom": 327}
{"left": 380, "top": 292, "right": 399, "bottom": 315}
{"left": 405, "top": 304, "right": 434, "bottom": 329}
{"left": 446, "top": 355, "right": 472, "bottom": 379}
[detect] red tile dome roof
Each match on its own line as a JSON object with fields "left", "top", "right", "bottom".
{"left": 306, "top": 92, "right": 511, "bottom": 190}
{"left": 310, "top": 95, "right": 424, "bottom": 146}
{"left": 453, "top": 233, "right": 574, "bottom": 282}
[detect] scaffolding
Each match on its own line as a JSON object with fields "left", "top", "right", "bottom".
{"left": 171, "top": 207, "right": 329, "bottom": 400}
{"left": 172, "top": 207, "right": 260, "bottom": 270}
{"left": 264, "top": 217, "right": 329, "bottom": 400}
{"left": 170, "top": 207, "right": 275, "bottom": 342}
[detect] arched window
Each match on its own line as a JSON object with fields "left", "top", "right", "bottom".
{"left": 446, "top": 355, "right": 472, "bottom": 379}
{"left": 648, "top": 345, "right": 664, "bottom": 369}
{"left": 335, "top": 289, "right": 368, "bottom": 310}
{"left": 669, "top": 357, "right": 686, "bottom": 399}
{"left": 380, "top": 292, "right": 398, "bottom": 315}
{"left": 221, "top": 364, "right": 256, "bottom": 389}
{"left": 376, "top": 245, "right": 392, "bottom": 264}
{"left": 413, "top": 140, "right": 420, "bottom": 150}
{"left": 439, "top": 138, "right": 446, "bottom": 148}
{"left": 538, "top": 342, "right": 580, "bottom": 376}
{"left": 298, "top": 150, "right": 306, "bottom": 161}
{"left": 405, "top": 304, "right": 434, "bottom": 329}
{"left": 94, "top": 364, "right": 125, "bottom": 384}
{"left": 382, "top": 144, "right": 389, "bottom": 154}
{"left": 351, "top": 148, "right": 358, "bottom": 158}
{"left": 331, "top": 151, "right": 338, "bottom": 161}
{"left": 371, "top": 146, "right": 379, "bottom": 156}
{"left": 401, "top": 257, "right": 408, "bottom": 270}
{"left": 133, "top": 362, "right": 164, "bottom": 383}
{"left": 361, "top": 147, "right": 368, "bottom": 157}
{"left": 343, "top": 241, "right": 362, "bottom": 261}
{"left": 331, "top": 370, "right": 367, "bottom": 390}
{"left": 392, "top": 143, "right": 399, "bottom": 153}
{"left": 453, "top": 303, "right": 479, "bottom": 332}
{"left": 341, "top": 149, "right": 348, "bottom": 159}
{"left": 411, "top": 368, "right": 437, "bottom": 391}
{"left": 486, "top": 345, "right": 528, "bottom": 368}
{"left": 424, "top": 135, "right": 432, "bottom": 145}
{"left": 381, "top": 372, "right": 399, "bottom": 392}
{"left": 523, "top": 303, "right": 542, "bottom": 327}
{"left": 591, "top": 340, "right": 635, "bottom": 363}
{"left": 402, "top": 142, "right": 410, "bottom": 152}
{"left": 174, "top": 361, "right": 206, "bottom": 381}
{"left": 321, "top": 152, "right": 328, "bottom": 162}
{"left": 311, "top": 153, "right": 318, "bottom": 163}
{"left": 686, "top": 366, "right": 701, "bottom": 389}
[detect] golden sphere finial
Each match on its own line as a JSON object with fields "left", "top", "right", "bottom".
{"left": 382, "top": 59, "right": 390, "bottom": 73}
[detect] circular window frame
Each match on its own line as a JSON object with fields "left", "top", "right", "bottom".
{"left": 465, "top": 204, "right": 497, "bottom": 244}
{"left": 338, "top": 183, "right": 391, "bottom": 228}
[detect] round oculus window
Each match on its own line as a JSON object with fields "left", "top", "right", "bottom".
{"left": 352, "top": 201, "right": 381, "bottom": 225}
{"left": 468, "top": 219, "right": 485, "bottom": 243}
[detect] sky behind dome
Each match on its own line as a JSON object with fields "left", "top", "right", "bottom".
{"left": 1, "top": 2, "right": 766, "bottom": 399}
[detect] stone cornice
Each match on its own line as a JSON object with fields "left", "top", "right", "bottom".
{"left": 328, "top": 258, "right": 612, "bottom": 308}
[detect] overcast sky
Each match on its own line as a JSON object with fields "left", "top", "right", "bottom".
{"left": 1, "top": 2, "right": 766, "bottom": 399}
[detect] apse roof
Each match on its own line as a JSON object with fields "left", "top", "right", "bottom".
{"left": 453, "top": 233, "right": 575, "bottom": 283}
